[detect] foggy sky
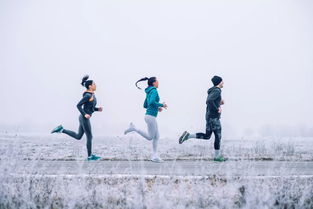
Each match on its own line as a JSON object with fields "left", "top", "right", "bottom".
{"left": 1, "top": 0, "right": 313, "bottom": 138}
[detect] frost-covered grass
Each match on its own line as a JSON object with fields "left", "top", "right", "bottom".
{"left": 1, "top": 134, "right": 313, "bottom": 208}
{"left": 0, "top": 134, "right": 312, "bottom": 161}
{"left": 0, "top": 175, "right": 313, "bottom": 209}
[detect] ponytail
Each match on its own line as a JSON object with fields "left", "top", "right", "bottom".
{"left": 135, "top": 77, "right": 149, "bottom": 89}
{"left": 135, "top": 77, "right": 157, "bottom": 89}
{"left": 81, "top": 75, "right": 93, "bottom": 89}
{"left": 81, "top": 75, "right": 89, "bottom": 86}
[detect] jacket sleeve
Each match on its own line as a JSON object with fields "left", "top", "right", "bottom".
{"left": 77, "top": 94, "right": 91, "bottom": 115}
{"left": 148, "top": 90, "right": 163, "bottom": 108}
{"left": 143, "top": 98, "right": 148, "bottom": 109}
{"left": 94, "top": 107, "right": 99, "bottom": 111}
{"left": 206, "top": 89, "right": 221, "bottom": 111}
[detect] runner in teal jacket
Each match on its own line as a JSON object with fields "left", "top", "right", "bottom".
{"left": 144, "top": 86, "right": 164, "bottom": 117}
{"left": 124, "top": 77, "right": 168, "bottom": 163}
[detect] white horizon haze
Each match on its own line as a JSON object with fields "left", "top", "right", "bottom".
{"left": 1, "top": 0, "right": 313, "bottom": 138}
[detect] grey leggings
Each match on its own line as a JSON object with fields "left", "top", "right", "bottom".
{"left": 133, "top": 115, "right": 159, "bottom": 155}
{"left": 62, "top": 115, "right": 93, "bottom": 157}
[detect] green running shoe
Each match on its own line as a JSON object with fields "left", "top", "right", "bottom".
{"left": 91, "top": 154, "right": 101, "bottom": 160}
{"left": 179, "top": 131, "right": 189, "bottom": 144}
{"left": 51, "top": 125, "right": 63, "bottom": 134}
{"left": 87, "top": 154, "right": 101, "bottom": 161}
{"left": 213, "top": 156, "right": 227, "bottom": 162}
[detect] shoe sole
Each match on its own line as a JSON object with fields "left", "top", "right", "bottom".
{"left": 151, "top": 159, "right": 164, "bottom": 163}
{"left": 124, "top": 128, "right": 134, "bottom": 135}
{"left": 179, "top": 131, "right": 188, "bottom": 144}
{"left": 213, "top": 158, "right": 228, "bottom": 162}
{"left": 87, "top": 158, "right": 101, "bottom": 161}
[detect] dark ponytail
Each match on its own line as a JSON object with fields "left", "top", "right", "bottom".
{"left": 81, "top": 75, "right": 93, "bottom": 89}
{"left": 81, "top": 75, "right": 89, "bottom": 86}
{"left": 135, "top": 77, "right": 156, "bottom": 90}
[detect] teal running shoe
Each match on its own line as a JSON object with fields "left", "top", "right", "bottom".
{"left": 213, "top": 156, "right": 228, "bottom": 162}
{"left": 51, "top": 125, "right": 63, "bottom": 134}
{"left": 87, "top": 154, "right": 101, "bottom": 161}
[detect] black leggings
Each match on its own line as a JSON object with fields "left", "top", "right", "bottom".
{"left": 196, "top": 118, "right": 222, "bottom": 150}
{"left": 63, "top": 115, "right": 93, "bottom": 157}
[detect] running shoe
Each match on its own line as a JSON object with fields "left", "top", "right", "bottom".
{"left": 87, "top": 154, "right": 101, "bottom": 161}
{"left": 124, "top": 123, "right": 136, "bottom": 135}
{"left": 51, "top": 125, "right": 63, "bottom": 134}
{"left": 179, "top": 131, "right": 189, "bottom": 144}
{"left": 151, "top": 156, "right": 164, "bottom": 163}
{"left": 213, "top": 156, "right": 227, "bottom": 162}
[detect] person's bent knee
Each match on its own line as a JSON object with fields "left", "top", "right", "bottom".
{"left": 202, "top": 133, "right": 212, "bottom": 140}
{"left": 76, "top": 134, "right": 84, "bottom": 140}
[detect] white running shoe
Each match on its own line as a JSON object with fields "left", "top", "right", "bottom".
{"left": 124, "top": 123, "right": 136, "bottom": 135}
{"left": 151, "top": 155, "right": 164, "bottom": 163}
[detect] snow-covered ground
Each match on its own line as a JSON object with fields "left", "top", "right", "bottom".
{"left": 1, "top": 174, "right": 313, "bottom": 209}
{"left": 0, "top": 133, "right": 312, "bottom": 161}
{"left": 1, "top": 134, "right": 313, "bottom": 209}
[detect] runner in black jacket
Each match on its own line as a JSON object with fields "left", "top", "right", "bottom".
{"left": 179, "top": 75, "right": 226, "bottom": 162}
{"left": 51, "top": 75, "right": 103, "bottom": 161}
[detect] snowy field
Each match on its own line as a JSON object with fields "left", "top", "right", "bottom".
{"left": 0, "top": 133, "right": 312, "bottom": 161}
{"left": 1, "top": 134, "right": 313, "bottom": 209}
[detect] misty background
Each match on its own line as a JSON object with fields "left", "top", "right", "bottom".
{"left": 0, "top": 0, "right": 312, "bottom": 138}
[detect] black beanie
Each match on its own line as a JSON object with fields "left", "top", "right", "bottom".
{"left": 211, "top": 76, "right": 223, "bottom": 86}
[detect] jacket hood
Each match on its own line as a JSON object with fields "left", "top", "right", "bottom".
{"left": 208, "top": 86, "right": 221, "bottom": 94}
{"left": 145, "top": 86, "right": 156, "bottom": 94}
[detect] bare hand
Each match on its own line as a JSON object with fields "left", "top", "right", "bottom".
{"left": 98, "top": 107, "right": 103, "bottom": 112}
{"left": 218, "top": 107, "right": 222, "bottom": 114}
{"left": 162, "top": 103, "right": 168, "bottom": 109}
{"left": 85, "top": 114, "right": 91, "bottom": 119}
{"left": 220, "top": 100, "right": 225, "bottom": 105}
{"left": 158, "top": 108, "right": 163, "bottom": 112}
